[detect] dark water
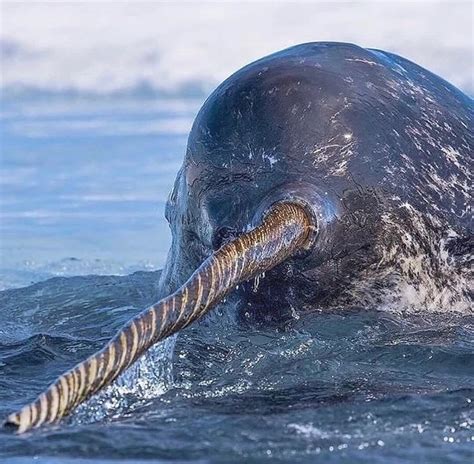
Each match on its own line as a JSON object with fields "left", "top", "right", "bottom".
{"left": 0, "top": 272, "right": 472, "bottom": 463}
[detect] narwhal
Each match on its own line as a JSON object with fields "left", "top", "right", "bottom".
{"left": 5, "top": 42, "right": 472, "bottom": 433}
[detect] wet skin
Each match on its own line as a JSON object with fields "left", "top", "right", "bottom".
{"left": 161, "top": 41, "right": 472, "bottom": 317}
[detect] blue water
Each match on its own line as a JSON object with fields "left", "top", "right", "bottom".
{"left": 0, "top": 95, "right": 473, "bottom": 463}
{"left": 0, "top": 95, "right": 201, "bottom": 288}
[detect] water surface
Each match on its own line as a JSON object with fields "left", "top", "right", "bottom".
{"left": 0, "top": 273, "right": 472, "bottom": 463}
{"left": 1, "top": 95, "right": 200, "bottom": 288}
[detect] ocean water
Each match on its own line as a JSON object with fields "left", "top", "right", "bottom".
{"left": 0, "top": 273, "right": 473, "bottom": 463}
{"left": 0, "top": 95, "right": 200, "bottom": 289}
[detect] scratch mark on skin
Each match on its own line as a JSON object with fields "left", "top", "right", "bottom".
{"left": 345, "top": 58, "right": 380, "bottom": 66}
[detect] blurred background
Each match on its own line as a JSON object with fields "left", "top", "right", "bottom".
{"left": 1, "top": 0, "right": 472, "bottom": 289}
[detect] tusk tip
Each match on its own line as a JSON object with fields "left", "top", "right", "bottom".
{"left": 3, "top": 413, "right": 21, "bottom": 433}
{"left": 3, "top": 407, "right": 34, "bottom": 434}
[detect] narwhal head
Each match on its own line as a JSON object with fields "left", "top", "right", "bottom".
{"left": 160, "top": 43, "right": 389, "bottom": 318}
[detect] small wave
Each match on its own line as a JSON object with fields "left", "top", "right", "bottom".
{"left": 0, "top": 259, "right": 161, "bottom": 291}
{"left": 71, "top": 337, "right": 176, "bottom": 427}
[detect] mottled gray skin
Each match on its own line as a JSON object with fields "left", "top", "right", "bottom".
{"left": 161, "top": 42, "right": 473, "bottom": 320}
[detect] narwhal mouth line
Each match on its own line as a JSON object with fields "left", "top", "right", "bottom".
{"left": 4, "top": 200, "right": 315, "bottom": 434}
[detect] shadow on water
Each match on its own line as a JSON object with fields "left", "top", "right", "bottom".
{"left": 0, "top": 272, "right": 472, "bottom": 463}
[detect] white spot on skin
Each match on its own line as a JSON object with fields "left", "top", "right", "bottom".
{"left": 441, "top": 146, "right": 463, "bottom": 170}
{"left": 370, "top": 204, "right": 472, "bottom": 313}
{"left": 312, "top": 133, "right": 355, "bottom": 176}
{"left": 345, "top": 58, "right": 379, "bottom": 66}
{"left": 262, "top": 153, "right": 278, "bottom": 167}
{"left": 252, "top": 272, "right": 266, "bottom": 293}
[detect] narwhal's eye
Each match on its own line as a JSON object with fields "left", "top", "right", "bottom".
{"left": 212, "top": 226, "right": 237, "bottom": 250}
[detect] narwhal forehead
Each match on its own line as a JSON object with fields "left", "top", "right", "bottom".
{"left": 184, "top": 62, "right": 364, "bottom": 185}
{"left": 183, "top": 138, "right": 293, "bottom": 193}
{"left": 182, "top": 40, "right": 472, "bottom": 232}
{"left": 184, "top": 152, "right": 256, "bottom": 188}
